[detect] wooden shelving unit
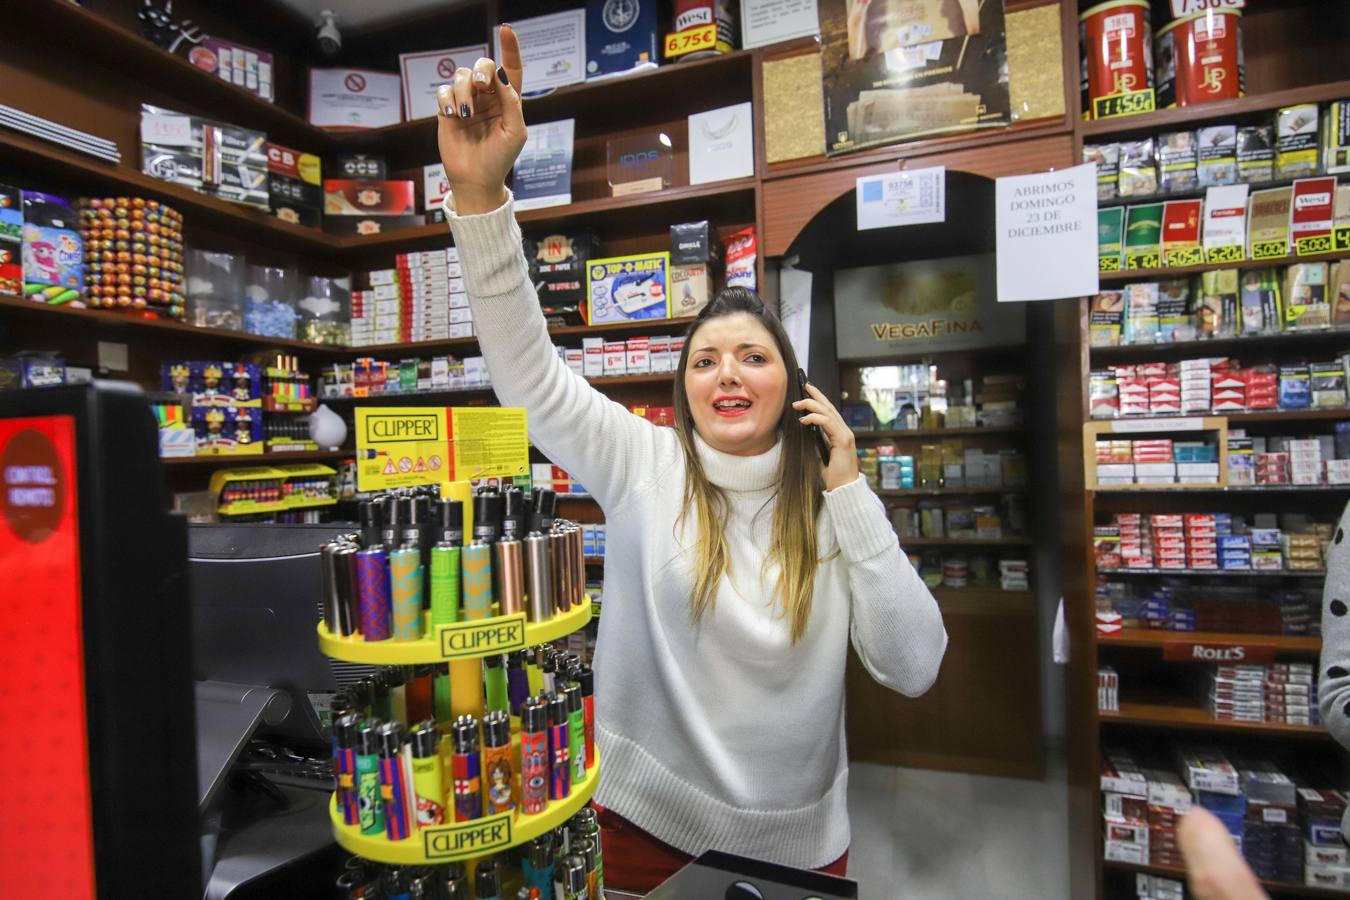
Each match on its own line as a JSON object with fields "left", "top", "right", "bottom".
{"left": 877, "top": 486, "right": 1026, "bottom": 497}
{"left": 1100, "top": 628, "right": 1320, "bottom": 655}
{"left": 854, "top": 425, "right": 1024, "bottom": 440}
{"left": 163, "top": 449, "right": 351, "bottom": 467}
{"left": 1103, "top": 860, "right": 1350, "bottom": 899}
{"left": 1064, "top": 11, "right": 1350, "bottom": 884}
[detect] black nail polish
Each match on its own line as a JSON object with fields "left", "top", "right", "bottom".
{"left": 497, "top": 67, "right": 510, "bottom": 88}
{"left": 460, "top": 104, "right": 471, "bottom": 119}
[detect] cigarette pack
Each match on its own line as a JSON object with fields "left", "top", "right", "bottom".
{"left": 1237, "top": 126, "right": 1275, "bottom": 183}
{"left": 1085, "top": 144, "right": 1120, "bottom": 201}
{"left": 563, "top": 347, "right": 584, "bottom": 377}
{"left": 625, "top": 337, "right": 651, "bottom": 374}
{"left": 582, "top": 337, "right": 604, "bottom": 377}
{"left": 1197, "top": 125, "right": 1238, "bottom": 187}
{"left": 1247, "top": 188, "right": 1293, "bottom": 258}
{"left": 1159, "top": 131, "right": 1198, "bottom": 194}
{"left": 1277, "top": 104, "right": 1320, "bottom": 178}
{"left": 1178, "top": 747, "right": 1240, "bottom": 795}
{"left": 602, "top": 340, "right": 627, "bottom": 376}
{"left": 649, "top": 335, "right": 672, "bottom": 373}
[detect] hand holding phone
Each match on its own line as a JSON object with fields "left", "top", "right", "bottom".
{"left": 797, "top": 368, "right": 832, "bottom": 465}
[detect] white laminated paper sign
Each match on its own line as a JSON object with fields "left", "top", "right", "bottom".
{"left": 497, "top": 11, "right": 586, "bottom": 94}
{"left": 1201, "top": 184, "right": 1249, "bottom": 253}
{"left": 308, "top": 69, "right": 403, "bottom": 129}
{"left": 512, "top": 119, "right": 575, "bottom": 210}
{"left": 995, "top": 164, "right": 1098, "bottom": 303}
{"left": 399, "top": 44, "right": 489, "bottom": 121}
{"left": 740, "top": 0, "right": 820, "bottom": 49}
{"left": 855, "top": 167, "right": 945, "bottom": 230}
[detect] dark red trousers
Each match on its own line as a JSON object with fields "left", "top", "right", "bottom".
{"left": 594, "top": 803, "right": 849, "bottom": 894}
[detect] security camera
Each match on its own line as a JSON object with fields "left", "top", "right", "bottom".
{"left": 316, "top": 9, "right": 341, "bottom": 58}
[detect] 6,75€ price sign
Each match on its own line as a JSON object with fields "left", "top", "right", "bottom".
{"left": 664, "top": 23, "right": 717, "bottom": 59}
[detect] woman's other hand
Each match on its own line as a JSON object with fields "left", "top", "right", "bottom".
{"left": 1179, "top": 808, "right": 1269, "bottom": 900}
{"left": 435, "top": 25, "right": 527, "bottom": 216}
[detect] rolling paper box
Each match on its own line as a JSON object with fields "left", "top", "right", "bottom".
{"left": 268, "top": 143, "right": 323, "bottom": 227}
{"left": 586, "top": 252, "right": 670, "bottom": 324}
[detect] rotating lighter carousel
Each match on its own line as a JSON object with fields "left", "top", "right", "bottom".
{"left": 317, "top": 483, "right": 603, "bottom": 899}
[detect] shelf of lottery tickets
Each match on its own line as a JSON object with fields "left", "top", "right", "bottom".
{"left": 316, "top": 596, "right": 592, "bottom": 665}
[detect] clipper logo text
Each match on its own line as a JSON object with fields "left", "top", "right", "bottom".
{"left": 363, "top": 414, "right": 441, "bottom": 443}
{"left": 422, "top": 812, "right": 514, "bottom": 859}
{"left": 437, "top": 613, "right": 528, "bottom": 658}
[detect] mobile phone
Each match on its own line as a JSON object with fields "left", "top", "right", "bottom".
{"left": 797, "top": 368, "right": 832, "bottom": 465}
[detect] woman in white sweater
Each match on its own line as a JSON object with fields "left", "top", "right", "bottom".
{"left": 435, "top": 28, "right": 947, "bottom": 891}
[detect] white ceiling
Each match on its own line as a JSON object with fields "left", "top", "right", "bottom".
{"left": 271, "top": 0, "right": 471, "bottom": 29}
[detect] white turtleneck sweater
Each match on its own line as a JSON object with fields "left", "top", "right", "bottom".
{"left": 447, "top": 192, "right": 947, "bottom": 869}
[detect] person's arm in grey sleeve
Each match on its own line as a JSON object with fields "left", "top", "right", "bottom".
{"left": 1318, "top": 502, "right": 1350, "bottom": 751}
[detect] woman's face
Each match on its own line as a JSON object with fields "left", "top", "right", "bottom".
{"left": 684, "top": 312, "right": 788, "bottom": 457}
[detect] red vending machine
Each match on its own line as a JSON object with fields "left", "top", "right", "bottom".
{"left": 0, "top": 384, "right": 198, "bottom": 898}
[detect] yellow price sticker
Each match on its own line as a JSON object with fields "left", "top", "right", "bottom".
{"left": 1296, "top": 234, "right": 1334, "bottom": 256}
{"left": 1164, "top": 248, "right": 1205, "bottom": 269}
{"left": 422, "top": 812, "right": 514, "bottom": 860}
{"left": 437, "top": 613, "right": 528, "bottom": 659}
{"left": 1205, "top": 244, "right": 1245, "bottom": 264}
{"left": 1334, "top": 227, "right": 1350, "bottom": 252}
{"left": 1250, "top": 240, "right": 1288, "bottom": 261}
{"left": 1126, "top": 252, "right": 1160, "bottom": 271}
{"left": 1099, "top": 256, "right": 1122, "bottom": 273}
{"left": 1093, "top": 89, "right": 1156, "bottom": 120}
{"left": 664, "top": 23, "right": 717, "bottom": 58}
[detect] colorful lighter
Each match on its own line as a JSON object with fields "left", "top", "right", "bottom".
{"left": 574, "top": 837, "right": 598, "bottom": 900}
{"left": 410, "top": 720, "right": 446, "bottom": 828}
{"left": 525, "top": 646, "right": 544, "bottom": 697}
{"left": 494, "top": 538, "right": 525, "bottom": 616}
{"left": 430, "top": 542, "right": 461, "bottom": 626}
{"left": 390, "top": 543, "right": 424, "bottom": 640}
{"left": 378, "top": 721, "right": 412, "bottom": 840}
{"left": 460, "top": 540, "right": 494, "bottom": 619}
{"left": 548, "top": 694, "right": 571, "bottom": 801}
{"left": 523, "top": 532, "right": 553, "bottom": 623}
{"left": 563, "top": 683, "right": 586, "bottom": 784}
{"left": 577, "top": 666, "right": 595, "bottom": 769}
{"left": 451, "top": 715, "right": 483, "bottom": 822}
{"left": 473, "top": 492, "right": 504, "bottom": 543}
{"left": 523, "top": 835, "right": 554, "bottom": 897}
{"left": 481, "top": 710, "right": 515, "bottom": 815}
{"left": 484, "top": 655, "right": 509, "bottom": 716}
{"left": 475, "top": 860, "right": 501, "bottom": 900}
{"left": 334, "top": 713, "right": 360, "bottom": 825}
{"left": 356, "top": 545, "right": 392, "bottom": 641}
{"left": 540, "top": 649, "right": 557, "bottom": 695}
{"left": 372, "top": 671, "right": 392, "bottom": 721}
{"left": 407, "top": 664, "right": 434, "bottom": 723}
{"left": 519, "top": 697, "right": 550, "bottom": 815}
{"left": 507, "top": 652, "right": 530, "bottom": 716}
{"left": 355, "top": 721, "right": 384, "bottom": 835}
{"left": 433, "top": 665, "right": 453, "bottom": 723}
{"left": 562, "top": 855, "right": 587, "bottom": 900}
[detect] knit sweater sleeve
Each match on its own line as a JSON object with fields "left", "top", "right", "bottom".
{"left": 1319, "top": 502, "right": 1350, "bottom": 752}
{"left": 822, "top": 474, "right": 947, "bottom": 696}
{"left": 445, "top": 192, "right": 665, "bottom": 511}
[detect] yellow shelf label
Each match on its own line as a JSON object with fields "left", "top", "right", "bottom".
{"left": 1164, "top": 247, "right": 1204, "bottom": 269}
{"left": 1092, "top": 89, "right": 1156, "bottom": 120}
{"left": 1126, "top": 252, "right": 1160, "bottom": 271}
{"left": 1334, "top": 227, "right": 1350, "bottom": 253}
{"left": 664, "top": 23, "right": 717, "bottom": 58}
{"left": 1296, "top": 234, "right": 1334, "bottom": 256}
{"left": 421, "top": 812, "right": 514, "bottom": 860}
{"left": 1250, "top": 240, "right": 1288, "bottom": 260}
{"left": 1205, "top": 244, "right": 1245, "bottom": 264}
{"left": 1098, "top": 256, "right": 1122, "bottom": 273}
{"left": 437, "top": 613, "right": 528, "bottom": 659}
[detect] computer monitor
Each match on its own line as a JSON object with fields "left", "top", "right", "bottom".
{"left": 0, "top": 383, "right": 198, "bottom": 899}
{"left": 187, "top": 522, "right": 369, "bottom": 753}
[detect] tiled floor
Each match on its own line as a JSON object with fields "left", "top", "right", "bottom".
{"left": 845, "top": 748, "right": 1070, "bottom": 900}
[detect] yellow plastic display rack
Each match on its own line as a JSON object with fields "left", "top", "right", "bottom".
{"left": 317, "top": 596, "right": 592, "bottom": 665}
{"left": 328, "top": 749, "right": 600, "bottom": 865}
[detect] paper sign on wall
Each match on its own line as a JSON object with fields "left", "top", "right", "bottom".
{"left": 995, "top": 163, "right": 1099, "bottom": 302}
{"left": 355, "top": 406, "right": 529, "bottom": 491}
{"left": 740, "top": 0, "right": 820, "bottom": 49}
{"left": 855, "top": 167, "right": 945, "bottom": 230}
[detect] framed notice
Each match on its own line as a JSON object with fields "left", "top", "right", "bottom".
{"left": 399, "top": 45, "right": 489, "bottom": 121}
{"left": 740, "top": 0, "right": 820, "bottom": 48}
{"left": 309, "top": 68, "right": 403, "bottom": 129}
{"left": 497, "top": 11, "right": 586, "bottom": 94}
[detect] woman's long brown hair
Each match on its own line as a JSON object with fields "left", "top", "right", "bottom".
{"left": 671, "top": 287, "right": 825, "bottom": 644}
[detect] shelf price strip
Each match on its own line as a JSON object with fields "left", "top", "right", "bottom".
{"left": 1092, "top": 88, "right": 1156, "bottom": 120}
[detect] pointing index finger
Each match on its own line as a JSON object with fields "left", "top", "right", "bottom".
{"left": 498, "top": 24, "right": 524, "bottom": 94}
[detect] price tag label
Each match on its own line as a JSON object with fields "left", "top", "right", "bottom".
{"left": 1296, "top": 234, "right": 1334, "bottom": 256}
{"left": 422, "top": 812, "right": 514, "bottom": 860}
{"left": 1164, "top": 247, "right": 1205, "bottom": 269}
{"left": 1126, "top": 252, "right": 1161, "bottom": 271}
{"left": 1099, "top": 256, "right": 1122, "bottom": 273}
{"left": 664, "top": 23, "right": 717, "bottom": 58}
{"left": 1205, "top": 244, "right": 1246, "bottom": 264}
{"left": 1334, "top": 227, "right": 1350, "bottom": 252}
{"left": 437, "top": 612, "right": 527, "bottom": 659}
{"left": 1250, "top": 239, "right": 1288, "bottom": 260}
{"left": 1093, "top": 89, "right": 1156, "bottom": 120}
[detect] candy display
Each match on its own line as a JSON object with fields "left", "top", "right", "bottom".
{"left": 77, "top": 195, "right": 184, "bottom": 318}
{"left": 185, "top": 249, "right": 245, "bottom": 330}
{"left": 297, "top": 274, "right": 351, "bottom": 345}
{"left": 244, "top": 264, "right": 297, "bottom": 338}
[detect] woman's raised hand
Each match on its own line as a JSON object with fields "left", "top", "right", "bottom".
{"left": 435, "top": 25, "right": 527, "bottom": 216}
